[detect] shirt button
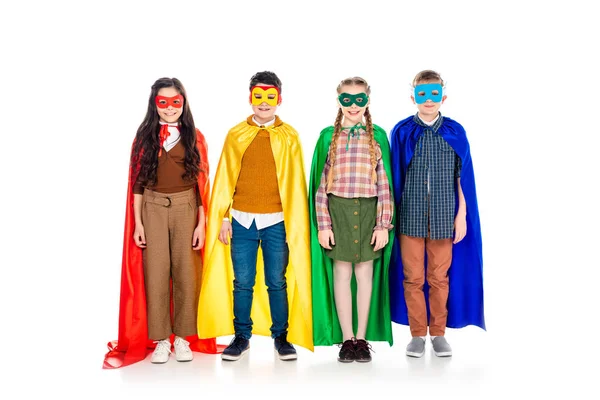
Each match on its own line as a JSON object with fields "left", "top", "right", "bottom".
{"left": 424, "top": 181, "right": 428, "bottom": 185}
{"left": 354, "top": 211, "right": 358, "bottom": 216}
{"left": 354, "top": 239, "right": 359, "bottom": 244}
{"left": 355, "top": 254, "right": 359, "bottom": 258}
{"left": 354, "top": 225, "right": 358, "bottom": 229}
{"left": 354, "top": 200, "right": 358, "bottom": 204}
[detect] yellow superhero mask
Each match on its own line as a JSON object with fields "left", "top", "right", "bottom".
{"left": 250, "top": 85, "right": 281, "bottom": 106}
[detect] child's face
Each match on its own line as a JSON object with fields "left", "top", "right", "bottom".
{"left": 156, "top": 87, "right": 183, "bottom": 124}
{"left": 411, "top": 79, "right": 446, "bottom": 118}
{"left": 250, "top": 83, "right": 279, "bottom": 123}
{"left": 338, "top": 84, "right": 370, "bottom": 126}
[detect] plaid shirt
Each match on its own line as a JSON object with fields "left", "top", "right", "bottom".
{"left": 316, "top": 126, "right": 394, "bottom": 231}
{"left": 399, "top": 114, "right": 462, "bottom": 240}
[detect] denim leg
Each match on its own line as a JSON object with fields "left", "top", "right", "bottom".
{"left": 260, "top": 221, "right": 290, "bottom": 338}
{"left": 231, "top": 219, "right": 259, "bottom": 340}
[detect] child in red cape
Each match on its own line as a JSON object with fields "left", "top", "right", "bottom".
{"left": 103, "top": 77, "right": 223, "bottom": 368}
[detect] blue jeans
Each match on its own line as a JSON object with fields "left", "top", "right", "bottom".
{"left": 231, "top": 218, "right": 289, "bottom": 339}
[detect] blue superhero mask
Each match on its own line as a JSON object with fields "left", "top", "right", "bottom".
{"left": 414, "top": 83, "right": 443, "bottom": 104}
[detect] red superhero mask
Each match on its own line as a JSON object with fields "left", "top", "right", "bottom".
{"left": 155, "top": 94, "right": 184, "bottom": 108}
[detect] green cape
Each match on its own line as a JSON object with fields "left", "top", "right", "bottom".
{"left": 308, "top": 124, "right": 395, "bottom": 346}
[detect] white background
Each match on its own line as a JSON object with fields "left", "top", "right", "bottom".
{"left": 1, "top": 0, "right": 598, "bottom": 398}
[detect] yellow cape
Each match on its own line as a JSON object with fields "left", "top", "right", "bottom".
{"left": 197, "top": 117, "right": 313, "bottom": 351}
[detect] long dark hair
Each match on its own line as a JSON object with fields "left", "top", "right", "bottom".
{"left": 131, "top": 77, "right": 201, "bottom": 185}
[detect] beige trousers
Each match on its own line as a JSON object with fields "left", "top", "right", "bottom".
{"left": 142, "top": 188, "right": 201, "bottom": 340}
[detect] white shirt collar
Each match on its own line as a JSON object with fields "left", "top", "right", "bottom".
{"left": 252, "top": 116, "right": 276, "bottom": 127}
{"left": 421, "top": 114, "right": 440, "bottom": 126}
{"left": 159, "top": 121, "right": 180, "bottom": 151}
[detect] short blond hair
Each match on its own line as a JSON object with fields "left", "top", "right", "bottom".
{"left": 412, "top": 70, "right": 444, "bottom": 87}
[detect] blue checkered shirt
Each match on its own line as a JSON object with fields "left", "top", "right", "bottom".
{"left": 399, "top": 114, "right": 462, "bottom": 240}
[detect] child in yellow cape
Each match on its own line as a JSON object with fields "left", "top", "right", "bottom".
{"left": 197, "top": 71, "right": 313, "bottom": 360}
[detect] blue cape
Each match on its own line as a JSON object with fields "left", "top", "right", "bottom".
{"left": 389, "top": 115, "right": 485, "bottom": 330}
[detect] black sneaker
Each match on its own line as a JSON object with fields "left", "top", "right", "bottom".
{"left": 354, "top": 339, "right": 372, "bottom": 363}
{"left": 274, "top": 333, "right": 297, "bottom": 361}
{"left": 221, "top": 335, "right": 250, "bottom": 361}
{"left": 337, "top": 339, "right": 356, "bottom": 363}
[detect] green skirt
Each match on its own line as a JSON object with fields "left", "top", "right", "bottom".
{"left": 325, "top": 195, "right": 382, "bottom": 263}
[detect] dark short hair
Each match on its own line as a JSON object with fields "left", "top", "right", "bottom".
{"left": 249, "top": 71, "right": 282, "bottom": 91}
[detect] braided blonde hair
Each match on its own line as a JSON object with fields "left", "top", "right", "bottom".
{"left": 326, "top": 77, "right": 377, "bottom": 190}
{"left": 363, "top": 106, "right": 377, "bottom": 183}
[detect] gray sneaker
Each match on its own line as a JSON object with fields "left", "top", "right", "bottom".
{"left": 406, "top": 337, "right": 426, "bottom": 358}
{"left": 431, "top": 336, "right": 452, "bottom": 357}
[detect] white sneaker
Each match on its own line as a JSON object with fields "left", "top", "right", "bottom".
{"left": 174, "top": 337, "right": 193, "bottom": 362}
{"left": 151, "top": 339, "right": 172, "bottom": 364}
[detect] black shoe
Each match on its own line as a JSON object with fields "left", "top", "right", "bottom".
{"left": 337, "top": 339, "right": 356, "bottom": 363}
{"left": 354, "top": 339, "right": 373, "bottom": 363}
{"left": 221, "top": 335, "right": 250, "bottom": 361}
{"left": 274, "top": 333, "right": 297, "bottom": 361}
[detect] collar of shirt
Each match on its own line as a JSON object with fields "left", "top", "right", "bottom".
{"left": 422, "top": 115, "right": 439, "bottom": 126}
{"left": 159, "top": 121, "right": 181, "bottom": 147}
{"left": 341, "top": 124, "right": 366, "bottom": 151}
{"left": 414, "top": 113, "right": 443, "bottom": 132}
{"left": 252, "top": 116, "right": 276, "bottom": 127}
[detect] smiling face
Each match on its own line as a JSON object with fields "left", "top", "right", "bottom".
{"left": 338, "top": 84, "right": 370, "bottom": 126}
{"left": 411, "top": 79, "right": 446, "bottom": 121}
{"left": 250, "top": 83, "right": 279, "bottom": 124}
{"left": 155, "top": 87, "right": 183, "bottom": 123}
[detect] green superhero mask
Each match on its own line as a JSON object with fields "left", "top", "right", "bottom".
{"left": 338, "top": 92, "right": 369, "bottom": 107}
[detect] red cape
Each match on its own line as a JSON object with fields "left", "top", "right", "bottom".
{"left": 103, "top": 129, "right": 224, "bottom": 369}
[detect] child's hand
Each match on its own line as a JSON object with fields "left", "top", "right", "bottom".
{"left": 371, "top": 229, "right": 388, "bottom": 251}
{"left": 318, "top": 229, "right": 335, "bottom": 250}
{"left": 453, "top": 213, "right": 467, "bottom": 244}
{"left": 219, "top": 220, "right": 232, "bottom": 245}
{"left": 133, "top": 223, "right": 147, "bottom": 248}
{"left": 192, "top": 224, "right": 205, "bottom": 250}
